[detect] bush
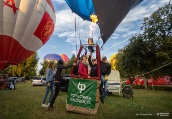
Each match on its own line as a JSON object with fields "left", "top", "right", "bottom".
{"left": 131, "top": 84, "right": 172, "bottom": 91}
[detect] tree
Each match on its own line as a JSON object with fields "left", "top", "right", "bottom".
{"left": 116, "top": 2, "right": 172, "bottom": 89}
{"left": 7, "top": 53, "right": 39, "bottom": 79}
{"left": 23, "top": 53, "right": 39, "bottom": 79}
{"left": 0, "top": 53, "right": 39, "bottom": 79}
{"left": 116, "top": 34, "right": 152, "bottom": 89}
{"left": 141, "top": 2, "right": 172, "bottom": 77}
{"left": 39, "top": 60, "right": 50, "bottom": 76}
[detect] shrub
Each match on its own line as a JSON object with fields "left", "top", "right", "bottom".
{"left": 131, "top": 84, "right": 172, "bottom": 91}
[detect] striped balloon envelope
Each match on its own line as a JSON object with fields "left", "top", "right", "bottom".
{"left": 110, "top": 54, "right": 117, "bottom": 70}
{"left": 43, "top": 54, "right": 63, "bottom": 61}
{"left": 0, "top": 0, "right": 56, "bottom": 70}
{"left": 60, "top": 54, "right": 69, "bottom": 63}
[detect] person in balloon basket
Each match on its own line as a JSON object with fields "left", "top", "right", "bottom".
{"left": 73, "top": 57, "right": 81, "bottom": 75}
{"left": 48, "top": 59, "right": 76, "bottom": 111}
{"left": 100, "top": 56, "right": 111, "bottom": 104}
{"left": 78, "top": 55, "right": 90, "bottom": 78}
{"left": 42, "top": 62, "right": 55, "bottom": 107}
{"left": 88, "top": 52, "right": 97, "bottom": 77}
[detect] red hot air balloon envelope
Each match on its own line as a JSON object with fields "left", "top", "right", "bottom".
{"left": 60, "top": 54, "right": 69, "bottom": 63}
{"left": 0, "top": 0, "right": 56, "bottom": 71}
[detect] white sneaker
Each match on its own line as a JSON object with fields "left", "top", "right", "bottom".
{"left": 42, "top": 104, "right": 48, "bottom": 107}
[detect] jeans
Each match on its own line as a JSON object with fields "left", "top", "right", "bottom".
{"left": 50, "top": 83, "right": 61, "bottom": 106}
{"left": 42, "top": 82, "right": 54, "bottom": 104}
{"left": 100, "top": 75, "right": 108, "bottom": 100}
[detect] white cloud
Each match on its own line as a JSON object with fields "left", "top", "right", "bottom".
{"left": 52, "top": 0, "right": 66, "bottom": 4}
{"left": 114, "top": 0, "right": 169, "bottom": 34}
{"left": 110, "top": 33, "right": 120, "bottom": 39}
{"left": 103, "top": 39, "right": 129, "bottom": 53}
{"left": 54, "top": 10, "right": 75, "bottom": 33}
{"left": 122, "top": 31, "right": 139, "bottom": 38}
{"left": 58, "top": 31, "right": 73, "bottom": 38}
{"left": 66, "top": 38, "right": 76, "bottom": 43}
{"left": 72, "top": 50, "right": 77, "bottom": 55}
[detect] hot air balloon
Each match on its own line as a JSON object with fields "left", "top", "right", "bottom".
{"left": 110, "top": 54, "right": 117, "bottom": 70}
{"left": 65, "top": 0, "right": 144, "bottom": 43}
{"left": 60, "top": 54, "right": 69, "bottom": 63}
{"left": 0, "top": 0, "right": 56, "bottom": 71}
{"left": 43, "top": 54, "right": 63, "bottom": 61}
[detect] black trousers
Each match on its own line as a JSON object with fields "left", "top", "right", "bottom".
{"left": 50, "top": 83, "right": 61, "bottom": 106}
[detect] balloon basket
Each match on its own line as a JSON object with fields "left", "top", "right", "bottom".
{"left": 66, "top": 77, "right": 100, "bottom": 115}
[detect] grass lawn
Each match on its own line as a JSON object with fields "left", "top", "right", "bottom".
{"left": 0, "top": 81, "right": 171, "bottom": 119}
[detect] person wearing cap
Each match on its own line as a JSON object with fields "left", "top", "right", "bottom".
{"left": 100, "top": 56, "right": 111, "bottom": 104}
{"left": 88, "top": 52, "right": 97, "bottom": 77}
{"left": 48, "top": 59, "right": 76, "bottom": 111}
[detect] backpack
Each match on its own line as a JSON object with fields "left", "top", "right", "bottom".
{"left": 122, "top": 85, "right": 133, "bottom": 99}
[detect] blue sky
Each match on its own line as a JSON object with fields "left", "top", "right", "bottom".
{"left": 37, "top": 0, "right": 170, "bottom": 70}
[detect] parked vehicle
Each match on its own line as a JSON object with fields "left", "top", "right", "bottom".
{"left": 30, "top": 76, "right": 41, "bottom": 83}
{"left": 32, "top": 77, "right": 46, "bottom": 86}
{"left": 9, "top": 77, "right": 19, "bottom": 83}
{"left": 107, "top": 70, "right": 121, "bottom": 96}
{"left": 60, "top": 74, "right": 70, "bottom": 91}
{"left": 19, "top": 77, "right": 26, "bottom": 83}
{"left": 0, "top": 76, "right": 15, "bottom": 90}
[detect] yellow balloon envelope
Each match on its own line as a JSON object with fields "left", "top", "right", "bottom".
{"left": 110, "top": 54, "right": 117, "bottom": 70}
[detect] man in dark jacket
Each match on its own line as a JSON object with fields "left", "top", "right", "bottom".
{"left": 48, "top": 59, "right": 76, "bottom": 111}
{"left": 100, "top": 56, "right": 111, "bottom": 104}
{"left": 88, "top": 52, "right": 97, "bottom": 77}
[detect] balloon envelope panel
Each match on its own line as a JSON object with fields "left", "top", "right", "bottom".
{"left": 65, "top": 0, "right": 95, "bottom": 21}
{"left": 92, "top": 0, "right": 144, "bottom": 44}
{"left": 43, "top": 54, "right": 63, "bottom": 61}
{"left": 60, "top": 54, "right": 69, "bottom": 63}
{"left": 0, "top": 0, "right": 56, "bottom": 70}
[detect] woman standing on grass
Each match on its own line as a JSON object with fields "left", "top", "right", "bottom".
{"left": 42, "top": 62, "right": 55, "bottom": 107}
{"left": 48, "top": 59, "right": 76, "bottom": 111}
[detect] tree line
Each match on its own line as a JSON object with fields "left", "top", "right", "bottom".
{"left": 0, "top": 53, "right": 39, "bottom": 79}
{"left": 115, "top": 2, "right": 172, "bottom": 88}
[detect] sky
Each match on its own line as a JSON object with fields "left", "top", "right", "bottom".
{"left": 37, "top": 0, "right": 170, "bottom": 70}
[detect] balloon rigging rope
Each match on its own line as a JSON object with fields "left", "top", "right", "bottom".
{"left": 132, "top": 61, "right": 172, "bottom": 78}
{"left": 66, "top": 3, "right": 82, "bottom": 48}
{"left": 102, "top": 39, "right": 129, "bottom": 52}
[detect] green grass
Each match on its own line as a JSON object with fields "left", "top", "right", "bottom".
{"left": 0, "top": 81, "right": 172, "bottom": 119}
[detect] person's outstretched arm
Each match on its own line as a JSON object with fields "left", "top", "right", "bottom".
{"left": 88, "top": 55, "right": 92, "bottom": 66}
{"left": 58, "top": 64, "right": 73, "bottom": 69}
